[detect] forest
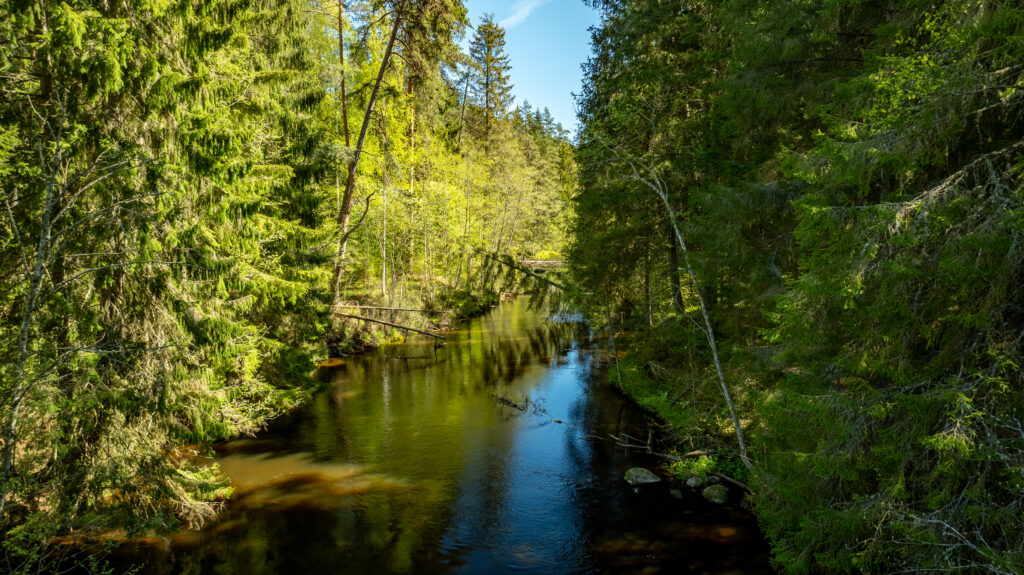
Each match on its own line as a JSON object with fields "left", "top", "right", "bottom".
{"left": 572, "top": 0, "right": 1023, "bottom": 573}
{"left": 0, "top": 0, "right": 572, "bottom": 567}
{"left": 1, "top": 0, "right": 1022, "bottom": 573}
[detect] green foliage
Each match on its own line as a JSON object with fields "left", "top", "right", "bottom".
{"left": 468, "top": 13, "right": 514, "bottom": 141}
{"left": 433, "top": 288, "right": 498, "bottom": 320}
{"left": 610, "top": 357, "right": 698, "bottom": 430}
{"left": 0, "top": 0, "right": 572, "bottom": 560}
{"left": 670, "top": 454, "right": 715, "bottom": 482}
{"left": 574, "top": 0, "right": 1024, "bottom": 572}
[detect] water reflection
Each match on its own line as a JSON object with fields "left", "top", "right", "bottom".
{"left": 111, "top": 299, "right": 772, "bottom": 574}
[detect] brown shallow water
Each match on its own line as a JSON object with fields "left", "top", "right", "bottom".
{"left": 103, "top": 299, "right": 774, "bottom": 574}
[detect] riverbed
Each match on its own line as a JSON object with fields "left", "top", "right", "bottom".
{"left": 111, "top": 298, "right": 773, "bottom": 574}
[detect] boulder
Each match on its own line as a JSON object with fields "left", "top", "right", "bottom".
{"left": 686, "top": 475, "right": 704, "bottom": 488}
{"left": 624, "top": 467, "right": 661, "bottom": 486}
{"left": 702, "top": 484, "right": 728, "bottom": 504}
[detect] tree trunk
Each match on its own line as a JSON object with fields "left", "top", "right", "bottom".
{"left": 331, "top": 7, "right": 403, "bottom": 308}
{"left": 2, "top": 154, "right": 59, "bottom": 514}
{"left": 623, "top": 157, "right": 751, "bottom": 470}
{"left": 501, "top": 180, "right": 526, "bottom": 255}
{"left": 455, "top": 163, "right": 471, "bottom": 289}
{"left": 643, "top": 240, "right": 652, "bottom": 327}
{"left": 667, "top": 222, "right": 684, "bottom": 310}
{"left": 337, "top": 0, "right": 351, "bottom": 150}
{"left": 457, "top": 65, "right": 471, "bottom": 150}
{"left": 380, "top": 183, "right": 388, "bottom": 297}
{"left": 491, "top": 185, "right": 513, "bottom": 255}
{"left": 656, "top": 189, "right": 750, "bottom": 470}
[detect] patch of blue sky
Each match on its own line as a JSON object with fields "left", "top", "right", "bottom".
{"left": 463, "top": 0, "right": 599, "bottom": 138}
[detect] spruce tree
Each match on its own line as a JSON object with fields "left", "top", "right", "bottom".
{"left": 573, "top": 0, "right": 1024, "bottom": 572}
{"left": 0, "top": 0, "right": 334, "bottom": 553}
{"left": 469, "top": 14, "right": 514, "bottom": 142}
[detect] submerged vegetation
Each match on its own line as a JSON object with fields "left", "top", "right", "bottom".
{"left": 573, "top": 0, "right": 1023, "bottom": 572}
{"left": 0, "top": 0, "right": 571, "bottom": 566}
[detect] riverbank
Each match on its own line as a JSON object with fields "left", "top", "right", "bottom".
{"left": 605, "top": 350, "right": 754, "bottom": 496}
{"left": 58, "top": 298, "right": 773, "bottom": 574}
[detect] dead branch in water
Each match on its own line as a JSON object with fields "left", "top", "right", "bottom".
{"left": 492, "top": 395, "right": 528, "bottom": 411}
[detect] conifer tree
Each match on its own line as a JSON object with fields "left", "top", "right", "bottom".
{"left": 573, "top": 0, "right": 1024, "bottom": 572}
{"left": 0, "top": 0, "right": 574, "bottom": 563}
{"left": 469, "top": 14, "right": 514, "bottom": 142}
{"left": 0, "top": 0, "right": 334, "bottom": 554}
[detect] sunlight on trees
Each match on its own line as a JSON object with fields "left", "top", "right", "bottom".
{"left": 0, "top": 0, "right": 572, "bottom": 566}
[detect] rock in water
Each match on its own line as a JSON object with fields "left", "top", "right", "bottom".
{"left": 624, "top": 467, "right": 661, "bottom": 486}
{"left": 702, "top": 484, "right": 729, "bottom": 504}
{"left": 686, "top": 475, "right": 705, "bottom": 488}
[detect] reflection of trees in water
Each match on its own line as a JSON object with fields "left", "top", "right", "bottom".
{"left": 560, "top": 350, "right": 773, "bottom": 574}
{"left": 103, "top": 299, "right": 770, "bottom": 574}
{"left": 241, "top": 305, "right": 620, "bottom": 573}
{"left": 472, "top": 321, "right": 580, "bottom": 387}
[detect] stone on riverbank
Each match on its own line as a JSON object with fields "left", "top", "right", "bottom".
{"left": 624, "top": 467, "right": 661, "bottom": 486}
{"left": 702, "top": 484, "right": 729, "bottom": 504}
{"left": 686, "top": 475, "right": 704, "bottom": 488}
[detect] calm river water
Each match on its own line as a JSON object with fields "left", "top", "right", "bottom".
{"left": 112, "top": 298, "right": 773, "bottom": 574}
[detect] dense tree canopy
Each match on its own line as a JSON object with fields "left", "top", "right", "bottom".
{"left": 4, "top": 0, "right": 1020, "bottom": 572}
{"left": 0, "top": 0, "right": 571, "bottom": 566}
{"left": 573, "top": 0, "right": 1024, "bottom": 573}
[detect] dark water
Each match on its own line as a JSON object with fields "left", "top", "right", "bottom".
{"left": 115, "top": 299, "right": 773, "bottom": 574}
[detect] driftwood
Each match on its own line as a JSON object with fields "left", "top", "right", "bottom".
{"left": 335, "top": 313, "right": 446, "bottom": 340}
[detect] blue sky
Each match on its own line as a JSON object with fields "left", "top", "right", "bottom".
{"left": 462, "top": 0, "right": 600, "bottom": 136}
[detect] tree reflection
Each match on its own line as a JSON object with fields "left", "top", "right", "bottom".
{"left": 100, "top": 299, "right": 770, "bottom": 575}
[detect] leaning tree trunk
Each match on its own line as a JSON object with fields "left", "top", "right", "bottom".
{"left": 667, "top": 222, "right": 684, "bottom": 310}
{"left": 624, "top": 158, "right": 751, "bottom": 470}
{"left": 1, "top": 180, "right": 55, "bottom": 514}
{"left": 331, "top": 7, "right": 403, "bottom": 308}
{"left": 657, "top": 190, "right": 750, "bottom": 470}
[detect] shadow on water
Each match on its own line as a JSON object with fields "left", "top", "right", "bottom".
{"left": 102, "top": 298, "right": 774, "bottom": 574}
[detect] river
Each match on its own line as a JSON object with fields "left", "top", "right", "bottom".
{"left": 109, "top": 298, "right": 773, "bottom": 574}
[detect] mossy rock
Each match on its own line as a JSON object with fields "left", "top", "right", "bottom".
{"left": 624, "top": 467, "right": 661, "bottom": 485}
{"left": 702, "top": 484, "right": 728, "bottom": 504}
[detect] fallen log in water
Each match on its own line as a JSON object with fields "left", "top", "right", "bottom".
{"left": 336, "top": 313, "right": 446, "bottom": 341}
{"left": 345, "top": 306, "right": 452, "bottom": 313}
{"left": 478, "top": 252, "right": 567, "bottom": 290}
